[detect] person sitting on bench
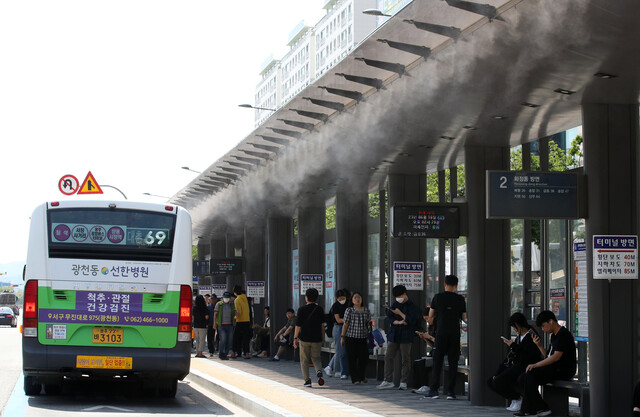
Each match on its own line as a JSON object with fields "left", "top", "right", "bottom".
{"left": 488, "top": 312, "right": 543, "bottom": 412}
{"left": 514, "top": 310, "right": 576, "bottom": 417}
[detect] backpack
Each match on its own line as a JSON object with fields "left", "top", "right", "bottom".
{"left": 324, "top": 306, "right": 335, "bottom": 337}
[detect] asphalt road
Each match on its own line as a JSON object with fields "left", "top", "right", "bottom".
{"left": 0, "top": 318, "right": 250, "bottom": 417}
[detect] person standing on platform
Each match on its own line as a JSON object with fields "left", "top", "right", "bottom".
{"left": 293, "top": 288, "right": 326, "bottom": 388}
{"left": 377, "top": 284, "right": 420, "bottom": 391}
{"left": 423, "top": 275, "right": 467, "bottom": 400}
{"left": 206, "top": 294, "right": 217, "bottom": 356}
{"left": 192, "top": 295, "right": 209, "bottom": 358}
{"left": 232, "top": 285, "right": 252, "bottom": 359}
{"left": 213, "top": 291, "right": 235, "bottom": 360}
{"left": 324, "top": 289, "right": 349, "bottom": 379}
{"left": 514, "top": 310, "right": 576, "bottom": 417}
{"left": 341, "top": 291, "right": 371, "bottom": 384}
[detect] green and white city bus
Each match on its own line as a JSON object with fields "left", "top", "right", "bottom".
{"left": 22, "top": 200, "right": 193, "bottom": 397}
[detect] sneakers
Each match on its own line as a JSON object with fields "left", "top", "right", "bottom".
{"left": 303, "top": 379, "right": 312, "bottom": 388}
{"left": 398, "top": 382, "right": 408, "bottom": 390}
{"left": 412, "top": 385, "right": 429, "bottom": 394}
{"left": 270, "top": 356, "right": 280, "bottom": 361}
{"left": 536, "top": 410, "right": 552, "bottom": 417}
{"left": 340, "top": 374, "right": 348, "bottom": 380}
{"left": 446, "top": 392, "right": 457, "bottom": 400}
{"left": 377, "top": 381, "right": 395, "bottom": 390}
{"left": 317, "top": 371, "right": 324, "bottom": 386}
{"left": 507, "top": 398, "right": 523, "bottom": 412}
{"left": 422, "top": 390, "right": 439, "bottom": 399}
{"left": 324, "top": 366, "right": 332, "bottom": 377}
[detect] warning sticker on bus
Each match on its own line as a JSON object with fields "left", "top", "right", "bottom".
{"left": 76, "top": 355, "right": 132, "bottom": 369}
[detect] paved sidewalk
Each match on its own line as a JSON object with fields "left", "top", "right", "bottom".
{"left": 186, "top": 354, "right": 526, "bottom": 417}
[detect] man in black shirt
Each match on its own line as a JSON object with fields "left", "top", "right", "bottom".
{"left": 293, "top": 288, "right": 326, "bottom": 387}
{"left": 514, "top": 310, "right": 576, "bottom": 417}
{"left": 423, "top": 275, "right": 467, "bottom": 400}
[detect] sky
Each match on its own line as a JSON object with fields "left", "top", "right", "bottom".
{"left": 0, "top": 1, "right": 326, "bottom": 271}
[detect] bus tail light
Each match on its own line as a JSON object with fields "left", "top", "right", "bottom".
{"left": 177, "top": 285, "right": 192, "bottom": 342}
{"left": 23, "top": 280, "right": 38, "bottom": 337}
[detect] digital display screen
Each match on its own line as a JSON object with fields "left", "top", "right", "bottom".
{"left": 210, "top": 258, "right": 243, "bottom": 275}
{"left": 391, "top": 206, "right": 460, "bottom": 238}
{"left": 51, "top": 223, "right": 170, "bottom": 248}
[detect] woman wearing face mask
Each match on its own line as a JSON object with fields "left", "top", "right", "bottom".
{"left": 324, "top": 289, "right": 350, "bottom": 379}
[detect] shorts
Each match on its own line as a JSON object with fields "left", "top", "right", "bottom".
{"left": 277, "top": 337, "right": 292, "bottom": 348}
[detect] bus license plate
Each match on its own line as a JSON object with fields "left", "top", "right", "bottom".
{"left": 77, "top": 355, "right": 132, "bottom": 369}
{"left": 92, "top": 328, "right": 123, "bottom": 344}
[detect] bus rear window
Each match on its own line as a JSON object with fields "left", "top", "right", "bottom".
{"left": 0, "top": 293, "right": 17, "bottom": 305}
{"left": 47, "top": 208, "right": 176, "bottom": 262}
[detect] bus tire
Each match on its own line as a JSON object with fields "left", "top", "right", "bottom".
{"left": 24, "top": 376, "right": 41, "bottom": 396}
{"left": 158, "top": 378, "right": 177, "bottom": 398}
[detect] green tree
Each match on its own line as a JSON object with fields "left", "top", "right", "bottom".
{"left": 326, "top": 205, "right": 336, "bottom": 229}
{"left": 426, "top": 166, "right": 466, "bottom": 202}
{"left": 368, "top": 192, "right": 380, "bottom": 219}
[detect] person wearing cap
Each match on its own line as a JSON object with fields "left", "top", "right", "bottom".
{"left": 213, "top": 291, "right": 236, "bottom": 360}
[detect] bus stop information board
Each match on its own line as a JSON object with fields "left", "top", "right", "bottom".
{"left": 593, "top": 235, "right": 638, "bottom": 279}
{"left": 486, "top": 171, "right": 579, "bottom": 219}
{"left": 210, "top": 258, "right": 243, "bottom": 275}
{"left": 391, "top": 205, "right": 460, "bottom": 238}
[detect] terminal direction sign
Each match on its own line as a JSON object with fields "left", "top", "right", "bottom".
{"left": 300, "top": 274, "right": 323, "bottom": 295}
{"left": 78, "top": 171, "right": 104, "bottom": 195}
{"left": 486, "top": 171, "right": 579, "bottom": 219}
{"left": 211, "top": 284, "right": 227, "bottom": 297}
{"left": 247, "top": 281, "right": 265, "bottom": 298}
{"left": 392, "top": 261, "right": 424, "bottom": 290}
{"left": 593, "top": 235, "right": 638, "bottom": 279}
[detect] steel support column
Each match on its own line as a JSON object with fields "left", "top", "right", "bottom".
{"left": 297, "top": 206, "right": 325, "bottom": 308}
{"left": 583, "top": 103, "right": 639, "bottom": 417}
{"left": 267, "top": 214, "right": 292, "bottom": 357}
{"left": 465, "top": 145, "right": 511, "bottom": 406}
{"left": 336, "top": 190, "right": 368, "bottom": 296}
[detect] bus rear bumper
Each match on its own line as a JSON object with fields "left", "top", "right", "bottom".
{"left": 22, "top": 338, "right": 191, "bottom": 383}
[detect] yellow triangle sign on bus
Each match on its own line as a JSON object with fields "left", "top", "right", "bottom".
{"left": 77, "top": 171, "right": 104, "bottom": 195}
